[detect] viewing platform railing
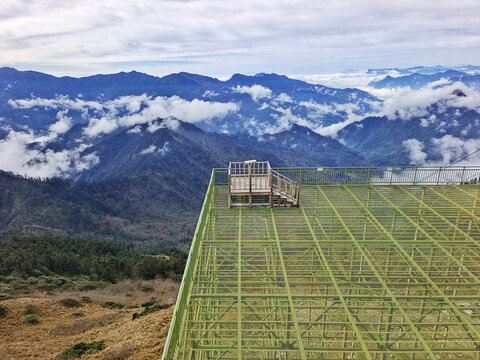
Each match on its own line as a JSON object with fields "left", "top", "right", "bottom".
{"left": 217, "top": 166, "right": 480, "bottom": 186}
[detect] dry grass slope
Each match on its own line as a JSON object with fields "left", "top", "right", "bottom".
{"left": 0, "top": 279, "right": 179, "bottom": 360}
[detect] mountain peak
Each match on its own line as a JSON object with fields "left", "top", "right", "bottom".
{"left": 452, "top": 89, "right": 467, "bottom": 97}
{"left": 160, "top": 72, "right": 220, "bottom": 86}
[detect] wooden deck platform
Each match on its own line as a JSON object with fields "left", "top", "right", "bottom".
{"left": 228, "top": 160, "right": 299, "bottom": 207}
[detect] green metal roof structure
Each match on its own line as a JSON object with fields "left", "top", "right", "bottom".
{"left": 163, "top": 166, "right": 480, "bottom": 359}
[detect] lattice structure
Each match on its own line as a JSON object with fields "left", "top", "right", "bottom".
{"left": 163, "top": 167, "right": 480, "bottom": 360}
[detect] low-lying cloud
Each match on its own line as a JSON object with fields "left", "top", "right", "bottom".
{"left": 364, "top": 82, "right": 480, "bottom": 120}
{"left": 232, "top": 85, "right": 272, "bottom": 102}
{"left": 3, "top": 92, "right": 240, "bottom": 177}
{"left": 403, "top": 135, "right": 480, "bottom": 166}
{"left": 138, "top": 142, "right": 170, "bottom": 156}
{"left": 10, "top": 93, "right": 239, "bottom": 138}
{"left": 0, "top": 128, "right": 98, "bottom": 178}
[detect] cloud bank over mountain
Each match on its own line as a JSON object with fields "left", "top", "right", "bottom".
{"left": 1, "top": 66, "right": 479, "bottom": 178}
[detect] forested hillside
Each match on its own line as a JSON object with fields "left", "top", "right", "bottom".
{"left": 0, "top": 234, "right": 186, "bottom": 293}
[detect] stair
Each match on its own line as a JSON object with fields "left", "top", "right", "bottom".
{"left": 271, "top": 170, "right": 299, "bottom": 207}
{"left": 272, "top": 188, "right": 298, "bottom": 206}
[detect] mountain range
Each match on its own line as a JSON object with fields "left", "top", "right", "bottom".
{"left": 0, "top": 66, "right": 479, "bottom": 246}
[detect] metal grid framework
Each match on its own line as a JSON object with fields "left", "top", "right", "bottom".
{"left": 163, "top": 167, "right": 480, "bottom": 360}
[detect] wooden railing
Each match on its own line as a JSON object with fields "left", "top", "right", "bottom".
{"left": 271, "top": 169, "right": 300, "bottom": 202}
{"left": 228, "top": 161, "right": 271, "bottom": 193}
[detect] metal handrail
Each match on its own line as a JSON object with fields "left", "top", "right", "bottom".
{"left": 218, "top": 166, "right": 480, "bottom": 186}
{"left": 162, "top": 169, "right": 215, "bottom": 360}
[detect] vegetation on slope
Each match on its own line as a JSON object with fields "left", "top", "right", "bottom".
{"left": 0, "top": 234, "right": 186, "bottom": 293}
{"left": 0, "top": 170, "right": 196, "bottom": 247}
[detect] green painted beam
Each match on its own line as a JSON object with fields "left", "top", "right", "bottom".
{"left": 318, "top": 186, "right": 437, "bottom": 360}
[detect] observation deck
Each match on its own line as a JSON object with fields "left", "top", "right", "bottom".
{"left": 228, "top": 161, "right": 300, "bottom": 207}
{"left": 163, "top": 166, "right": 480, "bottom": 360}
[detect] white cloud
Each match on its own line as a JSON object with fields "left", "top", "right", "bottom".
{"left": 139, "top": 145, "right": 156, "bottom": 155}
{"left": 293, "top": 71, "right": 398, "bottom": 89}
{"left": 0, "top": 129, "right": 98, "bottom": 178}
{"left": 276, "top": 93, "right": 293, "bottom": 103}
{"left": 431, "top": 135, "right": 480, "bottom": 166}
{"left": 160, "top": 96, "right": 239, "bottom": 123}
{"left": 402, "top": 138, "right": 427, "bottom": 165}
{"left": 97, "top": 95, "right": 237, "bottom": 136}
{"left": 233, "top": 85, "right": 272, "bottom": 102}
{"left": 84, "top": 116, "right": 118, "bottom": 137}
{"left": 146, "top": 118, "right": 180, "bottom": 133}
{"left": 420, "top": 114, "right": 437, "bottom": 127}
{"left": 10, "top": 94, "right": 239, "bottom": 137}
{"left": 9, "top": 96, "right": 103, "bottom": 112}
{"left": 263, "top": 107, "right": 313, "bottom": 134}
{"left": 157, "top": 141, "right": 170, "bottom": 155}
{"left": 138, "top": 141, "right": 169, "bottom": 156}
{"left": 127, "top": 126, "right": 142, "bottom": 134}
{"left": 257, "top": 103, "right": 269, "bottom": 110}
{"left": 362, "top": 82, "right": 480, "bottom": 120}
{"left": 203, "top": 90, "right": 219, "bottom": 98}
{"left": 49, "top": 110, "right": 72, "bottom": 134}
{"left": 2, "top": 1, "right": 479, "bottom": 77}
{"left": 403, "top": 135, "right": 480, "bottom": 167}
{"left": 299, "top": 100, "right": 379, "bottom": 137}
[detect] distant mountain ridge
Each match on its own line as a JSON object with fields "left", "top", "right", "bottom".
{"left": 0, "top": 65, "right": 479, "bottom": 247}
{"left": 0, "top": 67, "right": 379, "bottom": 136}
{"left": 368, "top": 70, "right": 480, "bottom": 90}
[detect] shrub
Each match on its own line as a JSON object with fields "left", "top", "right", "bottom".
{"left": 74, "top": 280, "right": 108, "bottom": 291}
{"left": 141, "top": 300, "right": 155, "bottom": 308}
{"left": 36, "top": 275, "right": 70, "bottom": 291}
{"left": 60, "top": 299, "right": 81, "bottom": 308}
{"left": 0, "top": 305, "right": 8, "bottom": 318}
{"left": 55, "top": 340, "right": 105, "bottom": 359}
{"left": 132, "top": 302, "right": 173, "bottom": 320}
{"left": 0, "top": 284, "right": 13, "bottom": 292}
{"left": 37, "top": 282, "right": 57, "bottom": 291}
{"left": 27, "top": 277, "right": 39, "bottom": 285}
{"left": 71, "top": 312, "right": 85, "bottom": 317}
{"left": 140, "top": 285, "right": 154, "bottom": 293}
{"left": 24, "top": 304, "right": 39, "bottom": 315}
{"left": 0, "top": 294, "right": 13, "bottom": 301}
{"left": 10, "top": 279, "right": 28, "bottom": 290}
{"left": 101, "top": 301, "right": 123, "bottom": 309}
{"left": 25, "top": 314, "right": 39, "bottom": 324}
{"left": 81, "top": 296, "right": 92, "bottom": 304}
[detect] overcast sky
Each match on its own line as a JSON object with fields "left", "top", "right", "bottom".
{"left": 1, "top": 0, "right": 479, "bottom": 77}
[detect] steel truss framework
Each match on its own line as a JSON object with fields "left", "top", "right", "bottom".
{"left": 163, "top": 170, "right": 480, "bottom": 360}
